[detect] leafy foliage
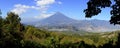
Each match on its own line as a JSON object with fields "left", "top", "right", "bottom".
{"left": 84, "top": 0, "right": 111, "bottom": 17}
{"left": 0, "top": 12, "right": 24, "bottom": 48}
{"left": 84, "top": 0, "right": 120, "bottom": 25}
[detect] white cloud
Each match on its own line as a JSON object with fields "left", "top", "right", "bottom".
{"left": 34, "top": 13, "right": 54, "bottom": 19}
{"left": 33, "top": 0, "right": 56, "bottom": 19}
{"left": 12, "top": 0, "right": 56, "bottom": 15}
{"left": 11, "top": 4, "right": 36, "bottom": 15}
{"left": 58, "top": 1, "right": 62, "bottom": 4}
{"left": 34, "top": 0, "right": 56, "bottom": 11}
{"left": 11, "top": 0, "right": 61, "bottom": 19}
{"left": 35, "top": 0, "right": 55, "bottom": 6}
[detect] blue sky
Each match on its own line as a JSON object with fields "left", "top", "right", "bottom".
{"left": 0, "top": 0, "right": 111, "bottom": 22}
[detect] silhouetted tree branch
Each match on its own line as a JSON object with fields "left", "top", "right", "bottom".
{"left": 84, "top": 0, "right": 120, "bottom": 25}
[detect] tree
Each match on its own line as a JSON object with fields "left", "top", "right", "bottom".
{"left": 5, "top": 12, "right": 24, "bottom": 39}
{"left": 6, "top": 12, "right": 22, "bottom": 31}
{"left": 0, "top": 12, "right": 25, "bottom": 48}
{"left": 84, "top": 0, "right": 120, "bottom": 25}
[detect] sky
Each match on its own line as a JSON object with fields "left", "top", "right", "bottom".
{"left": 0, "top": 0, "right": 112, "bottom": 23}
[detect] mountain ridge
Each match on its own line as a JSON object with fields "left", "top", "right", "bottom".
{"left": 26, "top": 12, "right": 120, "bottom": 32}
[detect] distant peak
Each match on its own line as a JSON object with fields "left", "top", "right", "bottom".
{"left": 51, "top": 12, "right": 66, "bottom": 17}
{"left": 55, "top": 12, "right": 63, "bottom": 14}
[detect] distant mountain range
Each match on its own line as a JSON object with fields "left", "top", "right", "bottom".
{"left": 25, "top": 12, "right": 120, "bottom": 32}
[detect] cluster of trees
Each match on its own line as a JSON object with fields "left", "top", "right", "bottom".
{"left": 0, "top": 12, "right": 25, "bottom": 48}
{"left": 0, "top": 11, "right": 44, "bottom": 48}
{"left": 23, "top": 27, "right": 120, "bottom": 48}
{"left": 0, "top": 11, "right": 48, "bottom": 48}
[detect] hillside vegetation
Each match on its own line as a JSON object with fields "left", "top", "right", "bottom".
{"left": 0, "top": 12, "right": 120, "bottom": 48}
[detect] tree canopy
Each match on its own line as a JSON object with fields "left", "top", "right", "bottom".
{"left": 84, "top": 0, "right": 120, "bottom": 25}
